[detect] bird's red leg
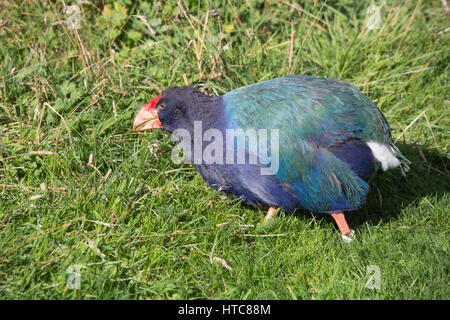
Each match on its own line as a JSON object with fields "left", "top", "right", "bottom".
{"left": 331, "top": 212, "right": 354, "bottom": 242}
{"left": 264, "top": 206, "right": 278, "bottom": 224}
{"left": 331, "top": 213, "right": 351, "bottom": 234}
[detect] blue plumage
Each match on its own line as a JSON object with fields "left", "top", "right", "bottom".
{"left": 218, "top": 75, "right": 407, "bottom": 213}
{"left": 328, "top": 139, "right": 375, "bottom": 182}
{"left": 136, "top": 75, "right": 410, "bottom": 215}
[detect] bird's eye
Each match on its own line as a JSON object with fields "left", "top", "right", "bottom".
{"left": 174, "top": 108, "right": 180, "bottom": 113}
{"left": 158, "top": 103, "right": 166, "bottom": 110}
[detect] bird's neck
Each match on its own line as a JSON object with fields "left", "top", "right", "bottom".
{"left": 185, "top": 94, "right": 225, "bottom": 133}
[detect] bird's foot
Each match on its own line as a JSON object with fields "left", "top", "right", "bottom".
{"left": 341, "top": 229, "right": 355, "bottom": 243}
{"left": 264, "top": 206, "right": 278, "bottom": 224}
{"left": 331, "top": 212, "right": 355, "bottom": 242}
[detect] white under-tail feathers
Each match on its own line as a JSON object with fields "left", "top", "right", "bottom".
{"left": 367, "top": 141, "right": 410, "bottom": 175}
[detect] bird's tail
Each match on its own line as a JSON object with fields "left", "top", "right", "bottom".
{"left": 389, "top": 142, "right": 411, "bottom": 176}
{"left": 367, "top": 141, "right": 411, "bottom": 175}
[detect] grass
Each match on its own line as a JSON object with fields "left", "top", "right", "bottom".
{"left": 0, "top": 0, "right": 449, "bottom": 299}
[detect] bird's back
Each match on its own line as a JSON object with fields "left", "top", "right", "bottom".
{"left": 225, "top": 75, "right": 391, "bottom": 147}
{"left": 218, "top": 75, "right": 408, "bottom": 213}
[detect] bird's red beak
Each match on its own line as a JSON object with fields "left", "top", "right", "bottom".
{"left": 133, "top": 95, "right": 162, "bottom": 131}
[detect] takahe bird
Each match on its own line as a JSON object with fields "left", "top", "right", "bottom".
{"left": 133, "top": 75, "right": 410, "bottom": 241}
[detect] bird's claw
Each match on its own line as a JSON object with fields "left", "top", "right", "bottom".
{"left": 341, "top": 230, "right": 355, "bottom": 243}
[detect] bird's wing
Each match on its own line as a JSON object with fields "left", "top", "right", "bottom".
{"left": 224, "top": 75, "right": 393, "bottom": 146}
{"left": 222, "top": 75, "right": 391, "bottom": 212}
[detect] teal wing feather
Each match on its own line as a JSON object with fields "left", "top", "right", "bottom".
{"left": 223, "top": 75, "right": 396, "bottom": 212}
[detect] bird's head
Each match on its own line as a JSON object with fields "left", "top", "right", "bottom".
{"left": 133, "top": 86, "right": 215, "bottom": 133}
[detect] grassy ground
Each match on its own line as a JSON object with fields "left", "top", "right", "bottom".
{"left": 0, "top": 0, "right": 449, "bottom": 299}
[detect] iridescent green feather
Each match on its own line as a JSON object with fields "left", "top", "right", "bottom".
{"left": 223, "top": 75, "right": 406, "bottom": 212}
